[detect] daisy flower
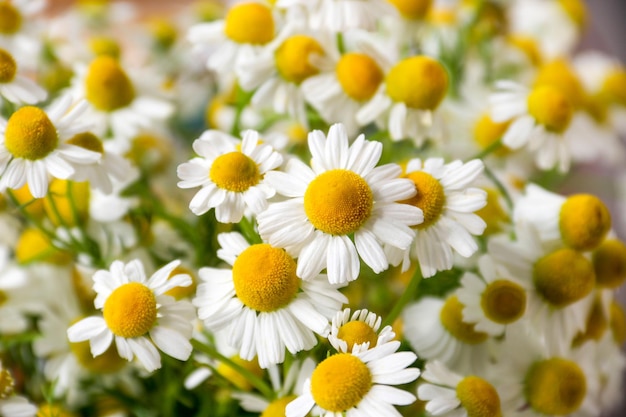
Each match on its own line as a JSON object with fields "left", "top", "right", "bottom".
{"left": 257, "top": 123, "right": 423, "bottom": 284}
{"left": 0, "top": 0, "right": 46, "bottom": 68}
{"left": 67, "top": 259, "right": 196, "bottom": 372}
{"left": 0, "top": 95, "right": 101, "bottom": 198}
{"left": 0, "top": 47, "right": 46, "bottom": 104}
{"left": 328, "top": 308, "right": 395, "bottom": 353}
{"left": 286, "top": 340, "right": 420, "bottom": 417}
{"left": 387, "top": 158, "right": 487, "bottom": 278}
{"left": 193, "top": 231, "right": 347, "bottom": 368}
{"left": 176, "top": 128, "right": 283, "bottom": 222}
{"left": 0, "top": 361, "right": 37, "bottom": 417}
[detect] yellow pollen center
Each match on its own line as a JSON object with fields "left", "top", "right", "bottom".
{"left": 337, "top": 321, "right": 379, "bottom": 351}
{"left": 559, "top": 194, "right": 611, "bottom": 251}
{"left": 573, "top": 299, "right": 608, "bottom": 346}
{"left": 0, "top": 49, "right": 17, "bottom": 83}
{"left": 149, "top": 18, "right": 178, "bottom": 50}
{"left": 4, "top": 106, "right": 59, "bottom": 160}
{"left": 336, "top": 53, "right": 384, "bottom": 102}
{"left": 476, "top": 188, "right": 509, "bottom": 235}
{"left": 232, "top": 244, "right": 299, "bottom": 312}
{"left": 67, "top": 132, "right": 105, "bottom": 154}
{"left": 36, "top": 404, "right": 77, "bottom": 417}
{"left": 304, "top": 169, "right": 373, "bottom": 235}
{"left": 601, "top": 69, "right": 626, "bottom": 107}
{"left": 103, "top": 283, "right": 157, "bottom": 338}
{"left": 592, "top": 239, "right": 626, "bottom": 288}
{"left": 456, "top": 376, "right": 502, "bottom": 417}
{"left": 480, "top": 279, "right": 526, "bottom": 325}
{"left": 401, "top": 171, "right": 445, "bottom": 229}
{"left": 533, "top": 248, "right": 595, "bottom": 308}
{"left": 15, "top": 227, "right": 72, "bottom": 265}
{"left": 88, "top": 36, "right": 121, "bottom": 59}
{"left": 69, "top": 338, "right": 126, "bottom": 374}
{"left": 224, "top": 2, "right": 274, "bottom": 45}
{"left": 507, "top": 35, "right": 542, "bottom": 66}
{"left": 165, "top": 265, "right": 197, "bottom": 300}
{"left": 260, "top": 395, "right": 298, "bottom": 417}
{"left": 524, "top": 358, "right": 586, "bottom": 415}
{"left": 610, "top": 302, "right": 626, "bottom": 345}
{"left": 0, "top": 369, "right": 14, "bottom": 399}
{"left": 275, "top": 35, "right": 324, "bottom": 84}
{"left": 386, "top": 56, "right": 449, "bottom": 110}
{"left": 85, "top": 55, "right": 135, "bottom": 112}
{"left": 310, "top": 353, "right": 372, "bottom": 412}
{"left": 0, "top": 3, "right": 21, "bottom": 35}
{"left": 217, "top": 355, "right": 264, "bottom": 391}
{"left": 44, "top": 179, "right": 91, "bottom": 227}
{"left": 209, "top": 151, "right": 260, "bottom": 192}
{"left": 440, "top": 295, "right": 488, "bottom": 344}
{"left": 533, "top": 60, "right": 584, "bottom": 109}
{"left": 527, "top": 86, "right": 573, "bottom": 133}
{"left": 473, "top": 113, "right": 511, "bottom": 156}
{"left": 387, "top": 0, "right": 433, "bottom": 19}
{"left": 558, "top": 0, "right": 587, "bottom": 28}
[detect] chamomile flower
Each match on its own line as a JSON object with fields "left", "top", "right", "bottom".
{"left": 193, "top": 232, "right": 347, "bottom": 368}
{"left": 0, "top": 0, "right": 45, "bottom": 68}
{"left": 67, "top": 259, "right": 196, "bottom": 372}
{"left": 0, "top": 361, "right": 37, "bottom": 417}
{"left": 286, "top": 340, "right": 420, "bottom": 417}
{"left": 0, "top": 95, "right": 101, "bottom": 198}
{"left": 388, "top": 158, "right": 487, "bottom": 278}
{"left": 0, "top": 48, "right": 46, "bottom": 104}
{"left": 257, "top": 123, "right": 422, "bottom": 284}
{"left": 176, "top": 129, "right": 283, "bottom": 222}
{"left": 328, "top": 308, "right": 395, "bottom": 353}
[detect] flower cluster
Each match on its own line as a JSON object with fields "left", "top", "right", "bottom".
{"left": 0, "top": 0, "right": 624, "bottom": 416}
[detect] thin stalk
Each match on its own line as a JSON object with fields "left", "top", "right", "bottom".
{"left": 382, "top": 266, "right": 423, "bottom": 329}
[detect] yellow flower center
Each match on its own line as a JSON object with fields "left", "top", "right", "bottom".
{"left": 164, "top": 265, "right": 197, "bottom": 300}
{"left": 533, "top": 60, "right": 584, "bottom": 109}
{"left": 88, "top": 36, "right": 121, "bottom": 59}
{"left": 610, "top": 301, "right": 626, "bottom": 345}
{"left": 37, "top": 404, "right": 77, "bottom": 417}
{"left": 260, "top": 395, "right": 298, "bottom": 417}
{"left": 127, "top": 132, "right": 172, "bottom": 174}
{"left": 476, "top": 188, "right": 509, "bottom": 235}
{"left": 480, "top": 279, "right": 526, "bottom": 325}
{"left": 337, "top": 320, "right": 379, "bottom": 351}
{"left": 601, "top": 69, "right": 626, "bottom": 107}
{"left": 558, "top": 0, "right": 587, "bottom": 28}
{"left": 275, "top": 35, "right": 323, "bottom": 84}
{"left": 4, "top": 106, "right": 59, "bottom": 160}
{"left": 592, "top": 239, "right": 626, "bottom": 288}
{"left": 232, "top": 244, "right": 299, "bottom": 312}
{"left": 526, "top": 86, "right": 573, "bottom": 133}
{"left": 573, "top": 298, "right": 608, "bottom": 346}
{"left": 335, "top": 53, "right": 384, "bottom": 102}
{"left": 456, "top": 376, "right": 502, "bottom": 417}
{"left": 85, "top": 55, "right": 135, "bottom": 112}
{"left": 310, "top": 353, "right": 372, "bottom": 412}
{"left": 473, "top": 113, "right": 511, "bottom": 156}
{"left": 401, "top": 171, "right": 445, "bottom": 229}
{"left": 0, "top": 3, "right": 21, "bottom": 35}
{"left": 103, "top": 282, "right": 157, "bottom": 338}
{"left": 524, "top": 358, "right": 586, "bottom": 415}
{"left": 15, "top": 227, "right": 72, "bottom": 265}
{"left": 385, "top": 56, "right": 448, "bottom": 110}
{"left": 8, "top": 184, "right": 45, "bottom": 218}
{"left": 149, "top": 18, "right": 178, "bottom": 50}
{"left": 209, "top": 151, "right": 260, "bottom": 192}
{"left": 44, "top": 180, "right": 91, "bottom": 227}
{"left": 224, "top": 2, "right": 274, "bottom": 45}
{"left": 559, "top": 194, "right": 611, "bottom": 251}
{"left": 67, "top": 132, "right": 105, "bottom": 154}
{"left": 0, "top": 369, "right": 14, "bottom": 399}
{"left": 69, "top": 339, "right": 126, "bottom": 374}
{"left": 0, "top": 48, "right": 16, "bottom": 83}
{"left": 440, "top": 295, "right": 488, "bottom": 344}
{"left": 507, "top": 35, "right": 542, "bottom": 66}
{"left": 217, "top": 355, "right": 263, "bottom": 391}
{"left": 533, "top": 248, "right": 595, "bottom": 308}
{"left": 304, "top": 169, "right": 373, "bottom": 236}
{"left": 387, "top": 0, "right": 433, "bottom": 20}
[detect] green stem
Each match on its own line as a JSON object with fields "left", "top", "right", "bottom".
{"left": 382, "top": 266, "right": 423, "bottom": 329}
{"left": 238, "top": 215, "right": 262, "bottom": 244}
{"left": 336, "top": 32, "right": 346, "bottom": 54}
{"left": 482, "top": 163, "right": 514, "bottom": 211}
{"left": 468, "top": 137, "right": 503, "bottom": 161}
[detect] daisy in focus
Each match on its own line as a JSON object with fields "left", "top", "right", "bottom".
{"left": 176, "top": 128, "right": 283, "bottom": 222}
{"left": 67, "top": 259, "right": 196, "bottom": 372}
{"left": 0, "top": 95, "right": 101, "bottom": 198}
{"left": 328, "top": 308, "right": 395, "bottom": 353}
{"left": 257, "top": 123, "right": 423, "bottom": 284}
{"left": 0, "top": 47, "right": 46, "bottom": 104}
{"left": 286, "top": 340, "right": 420, "bottom": 417}
{"left": 194, "top": 231, "right": 347, "bottom": 368}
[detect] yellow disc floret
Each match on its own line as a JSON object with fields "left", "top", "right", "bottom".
{"left": 402, "top": 171, "right": 445, "bottom": 229}
{"left": 527, "top": 85, "right": 573, "bottom": 133}
{"left": 337, "top": 321, "right": 378, "bottom": 351}
{"left": 67, "top": 132, "right": 105, "bottom": 154}
{"left": 103, "top": 282, "right": 157, "bottom": 338}
{"left": 164, "top": 265, "right": 197, "bottom": 300}
{"left": 304, "top": 169, "right": 373, "bottom": 235}
{"left": 0, "top": 2, "right": 21, "bottom": 35}
{"left": 592, "top": 239, "right": 626, "bottom": 288}
{"left": 8, "top": 184, "right": 45, "bottom": 218}
{"left": 85, "top": 56, "right": 135, "bottom": 112}
{"left": 475, "top": 188, "right": 509, "bottom": 235}
{"left": 559, "top": 194, "right": 611, "bottom": 251}
{"left": 88, "top": 36, "right": 121, "bottom": 59}
{"left": 533, "top": 248, "right": 595, "bottom": 308}
{"left": 0, "top": 49, "right": 16, "bottom": 83}
{"left": 533, "top": 60, "right": 584, "bottom": 109}
{"left": 44, "top": 179, "right": 91, "bottom": 227}
{"left": 601, "top": 69, "right": 626, "bottom": 107}
{"left": 481, "top": 280, "right": 526, "bottom": 325}
{"left": 473, "top": 113, "right": 511, "bottom": 156}
{"left": 15, "top": 227, "right": 72, "bottom": 265}
{"left": 524, "top": 358, "right": 586, "bottom": 415}
{"left": 69, "top": 339, "right": 126, "bottom": 373}
{"left": 232, "top": 244, "right": 299, "bottom": 312}
{"left": 217, "top": 355, "right": 263, "bottom": 391}
{"left": 310, "top": 353, "right": 372, "bottom": 412}
{"left": 440, "top": 295, "right": 488, "bottom": 344}
{"left": 275, "top": 35, "right": 324, "bottom": 84}
{"left": 0, "top": 368, "right": 14, "bottom": 399}
{"left": 4, "top": 106, "right": 59, "bottom": 160}
{"left": 224, "top": 2, "right": 274, "bottom": 45}
{"left": 209, "top": 151, "right": 260, "bottom": 192}
{"left": 260, "top": 395, "right": 298, "bottom": 417}
{"left": 386, "top": 56, "right": 449, "bottom": 110}
{"left": 336, "top": 53, "right": 384, "bottom": 102}
{"left": 387, "top": 0, "right": 433, "bottom": 20}
{"left": 456, "top": 376, "right": 502, "bottom": 417}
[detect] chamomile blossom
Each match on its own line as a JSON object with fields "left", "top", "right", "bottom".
{"left": 0, "top": 0, "right": 46, "bottom": 68}
{"left": 0, "top": 48, "right": 46, "bottom": 104}
{"left": 0, "top": 361, "right": 37, "bottom": 417}
{"left": 176, "top": 129, "right": 283, "bottom": 222}
{"left": 193, "top": 232, "right": 347, "bottom": 368}
{"left": 257, "top": 123, "right": 423, "bottom": 284}
{"left": 67, "top": 259, "right": 196, "bottom": 373}
{"left": 328, "top": 308, "right": 395, "bottom": 353}
{"left": 0, "top": 95, "right": 101, "bottom": 198}
{"left": 286, "top": 340, "right": 420, "bottom": 417}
